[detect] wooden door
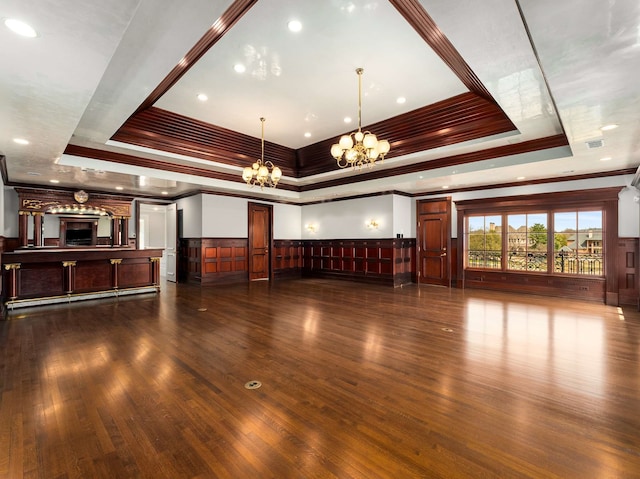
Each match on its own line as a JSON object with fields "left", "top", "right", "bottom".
{"left": 417, "top": 198, "right": 451, "bottom": 286}
{"left": 248, "top": 202, "right": 272, "bottom": 281}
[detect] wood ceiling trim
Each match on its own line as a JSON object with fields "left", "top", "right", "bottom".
{"left": 112, "top": 107, "right": 298, "bottom": 177}
{"left": 297, "top": 92, "right": 516, "bottom": 176}
{"left": 63, "top": 144, "right": 299, "bottom": 193}
{"left": 389, "top": 0, "right": 492, "bottom": 100}
{"left": 135, "top": 0, "right": 258, "bottom": 113}
{"left": 299, "top": 134, "right": 569, "bottom": 192}
{"left": 416, "top": 168, "right": 636, "bottom": 198}
{"left": 115, "top": 92, "right": 516, "bottom": 181}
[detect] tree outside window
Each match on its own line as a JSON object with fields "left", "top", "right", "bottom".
{"left": 466, "top": 215, "right": 502, "bottom": 269}
{"left": 507, "top": 213, "right": 547, "bottom": 272}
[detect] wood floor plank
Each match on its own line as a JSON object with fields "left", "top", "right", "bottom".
{"left": 1, "top": 279, "right": 640, "bottom": 478}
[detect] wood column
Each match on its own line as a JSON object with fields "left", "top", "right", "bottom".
{"left": 112, "top": 217, "right": 121, "bottom": 247}
{"left": 4, "top": 263, "right": 21, "bottom": 299}
{"left": 62, "top": 261, "right": 76, "bottom": 293}
{"left": 110, "top": 259, "right": 122, "bottom": 289}
{"left": 150, "top": 257, "right": 161, "bottom": 286}
{"left": 18, "top": 212, "right": 30, "bottom": 248}
{"left": 121, "top": 217, "right": 130, "bottom": 246}
{"left": 33, "top": 212, "right": 44, "bottom": 247}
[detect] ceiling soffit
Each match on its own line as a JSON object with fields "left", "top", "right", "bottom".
{"left": 104, "top": 0, "right": 546, "bottom": 184}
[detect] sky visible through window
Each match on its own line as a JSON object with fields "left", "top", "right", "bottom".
{"left": 469, "top": 212, "right": 602, "bottom": 232}
{"left": 554, "top": 211, "right": 602, "bottom": 232}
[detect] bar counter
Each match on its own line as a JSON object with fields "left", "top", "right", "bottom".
{"left": 2, "top": 247, "right": 163, "bottom": 309}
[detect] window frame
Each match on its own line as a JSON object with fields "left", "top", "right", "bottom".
{"left": 455, "top": 188, "right": 618, "bottom": 282}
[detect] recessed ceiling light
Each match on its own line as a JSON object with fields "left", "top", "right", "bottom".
{"left": 161, "top": 191, "right": 168, "bottom": 195}
{"left": 13, "top": 138, "right": 29, "bottom": 145}
{"left": 396, "top": 97, "right": 406, "bottom": 104}
{"left": 197, "top": 93, "right": 208, "bottom": 101}
{"left": 49, "top": 179, "right": 59, "bottom": 184}
{"left": 304, "top": 132, "right": 311, "bottom": 138}
{"left": 344, "top": 116, "right": 352, "bottom": 124}
{"left": 442, "top": 185, "right": 449, "bottom": 189}
{"left": 517, "top": 176, "right": 526, "bottom": 180}
{"left": 287, "top": 20, "right": 302, "bottom": 32}
{"left": 600, "top": 124, "right": 618, "bottom": 131}
{"left": 234, "top": 63, "right": 246, "bottom": 73}
{"left": 4, "top": 18, "right": 37, "bottom": 38}
{"left": 600, "top": 156, "right": 612, "bottom": 161}
{"left": 115, "top": 186, "right": 124, "bottom": 191}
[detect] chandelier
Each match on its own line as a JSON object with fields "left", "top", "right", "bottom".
{"left": 331, "top": 68, "right": 390, "bottom": 169}
{"left": 242, "top": 117, "right": 282, "bottom": 188}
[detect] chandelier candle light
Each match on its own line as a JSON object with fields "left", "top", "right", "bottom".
{"left": 331, "top": 68, "right": 391, "bottom": 169}
{"left": 242, "top": 117, "right": 282, "bottom": 188}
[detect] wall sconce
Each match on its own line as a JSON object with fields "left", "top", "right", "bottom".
{"left": 366, "top": 219, "right": 379, "bottom": 230}
{"left": 306, "top": 223, "right": 317, "bottom": 233}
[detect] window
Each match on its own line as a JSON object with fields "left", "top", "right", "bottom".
{"left": 507, "top": 213, "right": 548, "bottom": 272}
{"left": 553, "top": 211, "right": 603, "bottom": 275}
{"left": 465, "top": 209, "right": 604, "bottom": 277}
{"left": 466, "top": 215, "right": 502, "bottom": 269}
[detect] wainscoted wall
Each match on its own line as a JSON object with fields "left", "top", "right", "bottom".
{"left": 176, "top": 236, "right": 638, "bottom": 305}
{"left": 179, "top": 238, "right": 248, "bottom": 284}
{"left": 302, "top": 239, "right": 415, "bottom": 286}
{"left": 273, "top": 240, "right": 303, "bottom": 279}
{"left": 178, "top": 237, "right": 415, "bottom": 287}
{"left": 463, "top": 270, "right": 607, "bottom": 302}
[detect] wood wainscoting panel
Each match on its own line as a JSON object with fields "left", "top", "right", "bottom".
{"left": 273, "top": 240, "right": 303, "bottom": 279}
{"left": 179, "top": 238, "right": 248, "bottom": 284}
{"left": 303, "top": 239, "right": 415, "bottom": 286}
{"left": 464, "top": 270, "right": 606, "bottom": 302}
{"left": 618, "top": 237, "right": 639, "bottom": 306}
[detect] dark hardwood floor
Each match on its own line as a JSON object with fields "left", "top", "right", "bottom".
{"left": 1, "top": 279, "right": 639, "bottom": 478}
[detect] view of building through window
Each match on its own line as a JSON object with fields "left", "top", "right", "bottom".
{"left": 554, "top": 211, "right": 603, "bottom": 274}
{"left": 465, "top": 210, "right": 604, "bottom": 276}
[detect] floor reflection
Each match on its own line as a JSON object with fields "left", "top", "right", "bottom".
{"left": 464, "top": 297, "right": 605, "bottom": 396}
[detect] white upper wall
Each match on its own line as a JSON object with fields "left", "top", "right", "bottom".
{"left": 176, "top": 194, "right": 203, "bottom": 238}
{"left": 393, "top": 194, "right": 413, "bottom": 238}
{"left": 194, "top": 194, "right": 302, "bottom": 239}
{"left": 201, "top": 194, "right": 248, "bottom": 237}
{"left": 274, "top": 202, "right": 302, "bottom": 239}
{"left": 301, "top": 195, "right": 394, "bottom": 239}
{"left": 3, "top": 187, "right": 18, "bottom": 237}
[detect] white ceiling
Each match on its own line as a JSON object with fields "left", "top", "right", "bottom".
{"left": 1, "top": 0, "right": 638, "bottom": 202}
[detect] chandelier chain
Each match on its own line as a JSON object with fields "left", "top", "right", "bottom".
{"left": 241, "top": 117, "right": 282, "bottom": 189}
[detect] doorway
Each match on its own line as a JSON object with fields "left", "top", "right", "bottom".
{"left": 416, "top": 198, "right": 452, "bottom": 286}
{"left": 138, "top": 202, "right": 177, "bottom": 282}
{"left": 248, "top": 202, "right": 273, "bottom": 281}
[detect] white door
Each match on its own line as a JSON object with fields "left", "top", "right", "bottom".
{"left": 165, "top": 203, "right": 177, "bottom": 282}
